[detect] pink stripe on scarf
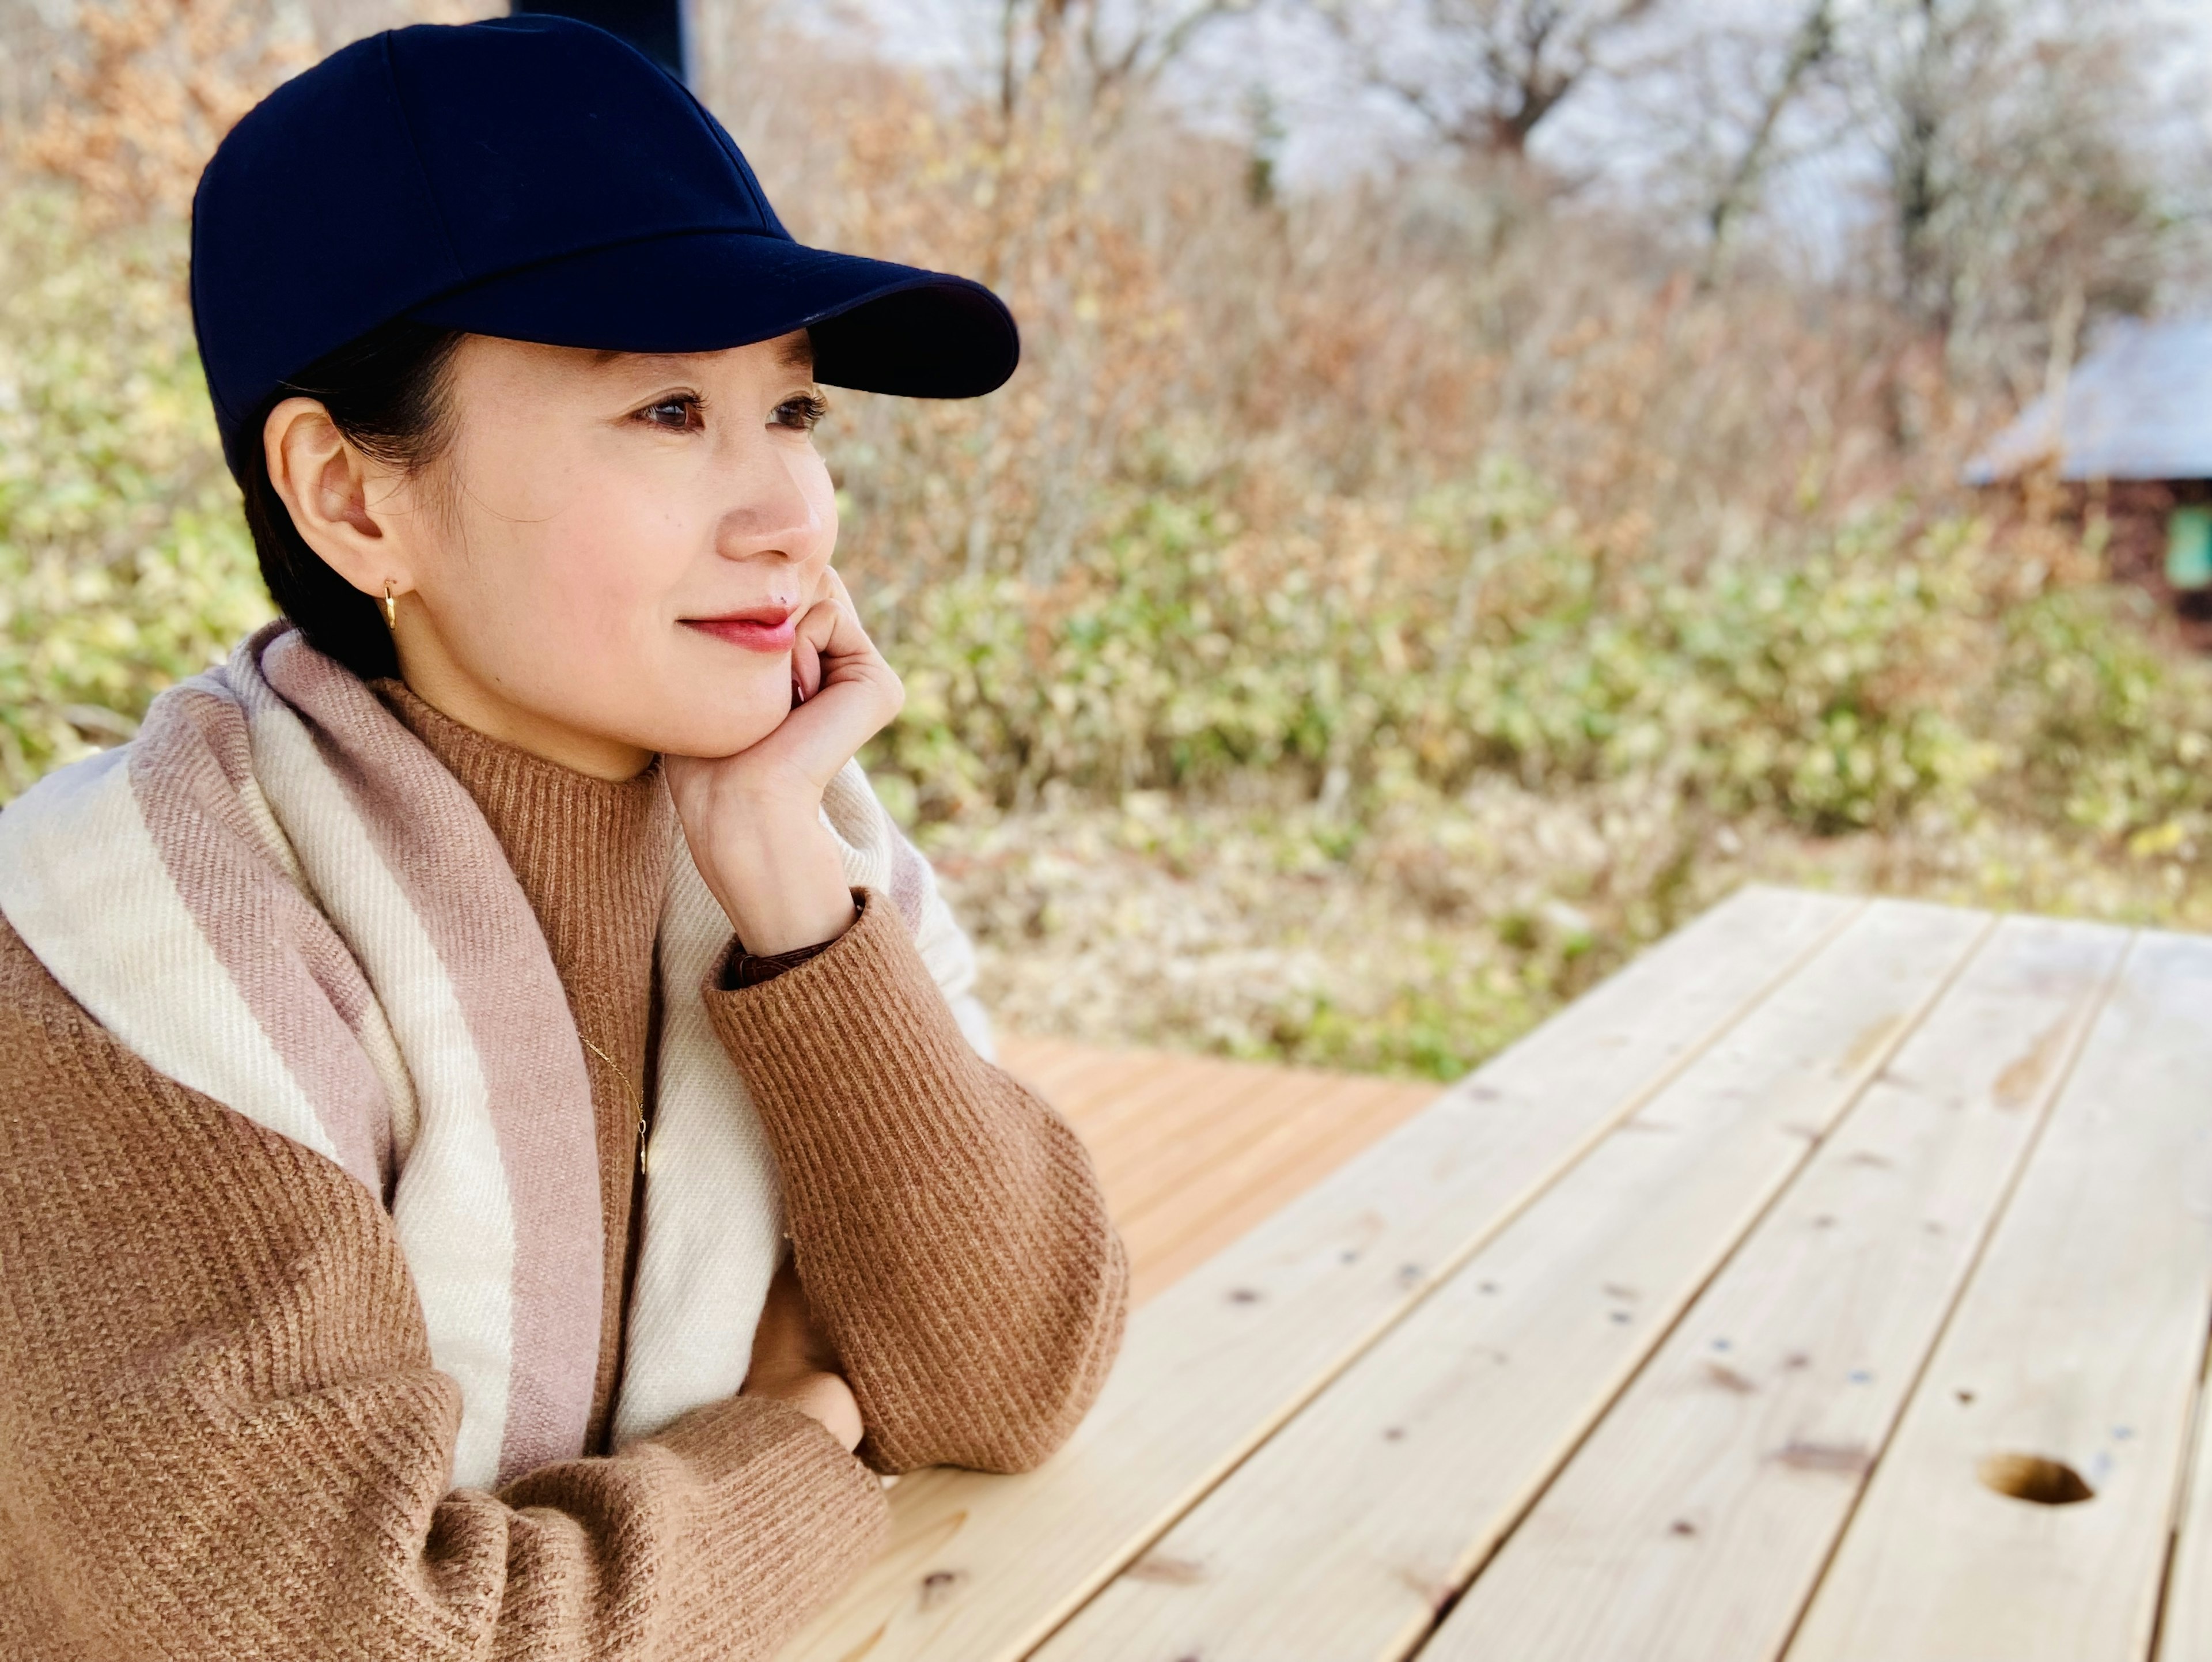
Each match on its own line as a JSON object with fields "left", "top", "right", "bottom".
{"left": 130, "top": 687, "right": 394, "bottom": 1191}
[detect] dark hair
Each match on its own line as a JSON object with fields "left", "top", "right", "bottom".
{"left": 240, "top": 320, "right": 466, "bottom": 680}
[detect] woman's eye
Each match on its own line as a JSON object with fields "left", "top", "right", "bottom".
{"left": 774, "top": 392, "right": 829, "bottom": 433}
{"left": 637, "top": 395, "right": 703, "bottom": 433}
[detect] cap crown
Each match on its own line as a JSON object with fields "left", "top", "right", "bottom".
{"left": 191, "top": 16, "right": 784, "bottom": 442}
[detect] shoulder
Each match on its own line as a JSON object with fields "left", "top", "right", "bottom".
{"left": 0, "top": 915, "right": 412, "bottom": 1338}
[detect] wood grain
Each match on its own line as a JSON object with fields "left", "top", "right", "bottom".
{"left": 1032, "top": 899, "right": 1986, "bottom": 1662}
{"left": 1421, "top": 914, "right": 2128, "bottom": 1662}
{"left": 779, "top": 885, "right": 1858, "bottom": 1662}
{"left": 995, "top": 1039, "right": 1440, "bottom": 1304}
{"left": 1785, "top": 928, "right": 2212, "bottom": 1662}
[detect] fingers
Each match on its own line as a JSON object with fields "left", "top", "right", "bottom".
{"left": 803, "top": 577, "right": 869, "bottom": 667}
{"left": 790, "top": 569, "right": 885, "bottom": 703}
{"left": 793, "top": 629, "right": 822, "bottom": 704}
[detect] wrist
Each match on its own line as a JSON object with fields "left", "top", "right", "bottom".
{"left": 691, "top": 807, "right": 857, "bottom": 956}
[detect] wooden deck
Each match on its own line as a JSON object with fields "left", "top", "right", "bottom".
{"left": 995, "top": 1036, "right": 1441, "bottom": 1306}
{"left": 792, "top": 888, "right": 2212, "bottom": 1662}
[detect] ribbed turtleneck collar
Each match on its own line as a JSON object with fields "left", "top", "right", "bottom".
{"left": 369, "top": 681, "right": 671, "bottom": 874}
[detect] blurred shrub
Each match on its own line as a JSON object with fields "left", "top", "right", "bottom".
{"left": 1995, "top": 586, "right": 2212, "bottom": 853}
{"left": 871, "top": 476, "right": 2212, "bottom": 847}
{"left": 0, "top": 190, "right": 270, "bottom": 794}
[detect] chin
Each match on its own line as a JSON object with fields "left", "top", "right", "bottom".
{"left": 642, "top": 676, "right": 795, "bottom": 760}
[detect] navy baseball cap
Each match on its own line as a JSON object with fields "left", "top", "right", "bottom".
{"left": 190, "top": 14, "right": 1020, "bottom": 481}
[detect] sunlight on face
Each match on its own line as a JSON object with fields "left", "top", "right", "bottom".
{"left": 405, "top": 331, "right": 838, "bottom": 762}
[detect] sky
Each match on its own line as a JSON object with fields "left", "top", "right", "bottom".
{"left": 833, "top": 0, "right": 2212, "bottom": 288}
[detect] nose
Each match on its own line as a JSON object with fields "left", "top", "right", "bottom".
{"left": 710, "top": 435, "right": 829, "bottom": 566}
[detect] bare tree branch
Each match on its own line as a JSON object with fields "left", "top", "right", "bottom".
{"left": 1699, "top": 0, "right": 1833, "bottom": 282}
{"left": 1315, "top": 0, "right": 1657, "bottom": 158}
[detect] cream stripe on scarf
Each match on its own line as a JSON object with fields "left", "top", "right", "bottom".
{"left": 614, "top": 853, "right": 789, "bottom": 1445}
{"left": 0, "top": 746, "right": 346, "bottom": 1169}
{"left": 0, "top": 622, "right": 991, "bottom": 1490}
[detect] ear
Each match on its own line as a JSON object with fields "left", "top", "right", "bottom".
{"left": 262, "top": 397, "right": 422, "bottom": 600}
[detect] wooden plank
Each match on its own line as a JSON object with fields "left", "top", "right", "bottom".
{"left": 1100, "top": 1069, "right": 1350, "bottom": 1209}
{"left": 1053, "top": 1054, "right": 1296, "bottom": 1158}
{"left": 996, "top": 1039, "right": 1193, "bottom": 1131}
{"left": 1122, "top": 1076, "right": 1440, "bottom": 1261}
{"left": 781, "top": 885, "right": 1859, "bottom": 1662}
{"left": 1120, "top": 1077, "right": 1440, "bottom": 1305}
{"left": 1419, "top": 915, "right": 2129, "bottom": 1662}
{"left": 999, "top": 1036, "right": 1438, "bottom": 1305}
{"left": 2157, "top": 1342, "right": 2212, "bottom": 1662}
{"left": 1107, "top": 1070, "right": 1408, "bottom": 1232}
{"left": 1031, "top": 899, "right": 1986, "bottom": 1662}
{"left": 1786, "top": 929, "right": 2212, "bottom": 1662}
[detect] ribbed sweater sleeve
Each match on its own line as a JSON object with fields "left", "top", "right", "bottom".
{"left": 703, "top": 890, "right": 1130, "bottom": 1475}
{"left": 0, "top": 923, "right": 888, "bottom": 1662}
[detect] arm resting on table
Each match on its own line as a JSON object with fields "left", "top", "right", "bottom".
{"left": 706, "top": 890, "right": 1130, "bottom": 1475}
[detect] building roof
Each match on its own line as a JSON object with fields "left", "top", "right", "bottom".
{"left": 1964, "top": 317, "right": 2212, "bottom": 486}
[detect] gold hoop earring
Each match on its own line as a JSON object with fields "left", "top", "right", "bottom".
{"left": 381, "top": 581, "right": 398, "bottom": 631}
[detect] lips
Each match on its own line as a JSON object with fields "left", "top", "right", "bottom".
{"left": 684, "top": 607, "right": 798, "bottom": 653}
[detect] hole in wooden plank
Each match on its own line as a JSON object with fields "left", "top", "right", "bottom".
{"left": 1978, "top": 1452, "right": 2095, "bottom": 1505}
{"left": 919, "top": 1569, "right": 964, "bottom": 1608}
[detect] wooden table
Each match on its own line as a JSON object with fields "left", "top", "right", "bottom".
{"left": 994, "top": 1037, "right": 1443, "bottom": 1305}
{"left": 787, "top": 887, "right": 2212, "bottom": 1662}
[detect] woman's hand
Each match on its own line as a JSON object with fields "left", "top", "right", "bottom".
{"left": 664, "top": 570, "right": 904, "bottom": 955}
{"left": 742, "top": 1258, "right": 863, "bottom": 1452}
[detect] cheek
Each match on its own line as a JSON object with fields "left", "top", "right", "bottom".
{"left": 819, "top": 493, "right": 841, "bottom": 574}
{"left": 438, "top": 465, "right": 698, "bottom": 679}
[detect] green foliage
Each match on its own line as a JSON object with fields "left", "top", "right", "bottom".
{"left": 0, "top": 191, "right": 271, "bottom": 796}
{"left": 1995, "top": 585, "right": 2212, "bottom": 852}
{"left": 869, "top": 484, "right": 2167, "bottom": 844}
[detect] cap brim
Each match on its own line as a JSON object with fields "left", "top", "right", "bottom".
{"left": 406, "top": 230, "right": 1018, "bottom": 397}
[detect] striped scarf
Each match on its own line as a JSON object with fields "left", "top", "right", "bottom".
{"left": 0, "top": 622, "right": 988, "bottom": 1489}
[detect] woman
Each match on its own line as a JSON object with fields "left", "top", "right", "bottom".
{"left": 0, "top": 16, "right": 1126, "bottom": 1660}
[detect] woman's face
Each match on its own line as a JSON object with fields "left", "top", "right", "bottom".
{"left": 388, "top": 331, "right": 838, "bottom": 770}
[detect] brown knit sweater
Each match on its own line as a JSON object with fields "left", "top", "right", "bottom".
{"left": 0, "top": 692, "right": 1128, "bottom": 1661}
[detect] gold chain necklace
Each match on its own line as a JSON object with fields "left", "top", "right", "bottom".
{"left": 578, "top": 1034, "right": 649, "bottom": 1175}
